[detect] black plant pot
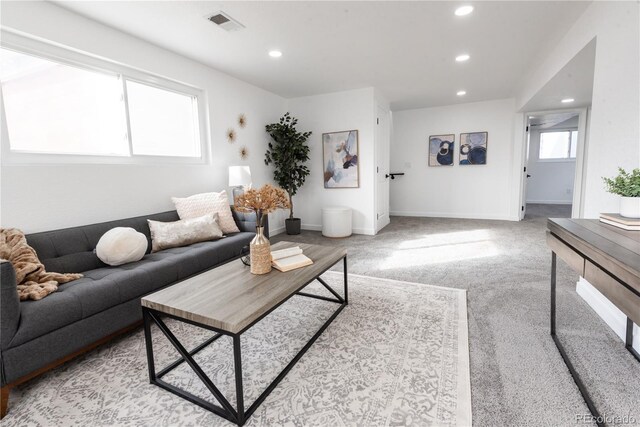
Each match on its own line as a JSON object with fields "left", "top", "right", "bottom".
{"left": 285, "top": 218, "right": 301, "bottom": 235}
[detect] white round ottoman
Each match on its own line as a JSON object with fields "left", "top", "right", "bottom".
{"left": 322, "top": 206, "right": 353, "bottom": 238}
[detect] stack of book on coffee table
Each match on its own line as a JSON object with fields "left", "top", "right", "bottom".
{"left": 599, "top": 213, "right": 640, "bottom": 231}
{"left": 271, "top": 246, "right": 313, "bottom": 272}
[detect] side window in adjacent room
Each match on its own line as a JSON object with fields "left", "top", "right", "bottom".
{"left": 538, "top": 130, "right": 578, "bottom": 160}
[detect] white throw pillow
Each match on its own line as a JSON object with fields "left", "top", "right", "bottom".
{"left": 148, "top": 213, "right": 224, "bottom": 253}
{"left": 171, "top": 190, "right": 240, "bottom": 234}
{"left": 96, "top": 227, "right": 148, "bottom": 266}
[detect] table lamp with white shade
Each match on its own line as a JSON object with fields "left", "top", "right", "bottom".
{"left": 228, "top": 166, "right": 252, "bottom": 204}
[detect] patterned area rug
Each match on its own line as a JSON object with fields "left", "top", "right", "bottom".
{"left": 4, "top": 272, "right": 471, "bottom": 426}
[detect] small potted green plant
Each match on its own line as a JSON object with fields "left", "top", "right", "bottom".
{"left": 265, "top": 113, "right": 312, "bottom": 234}
{"left": 603, "top": 167, "right": 640, "bottom": 218}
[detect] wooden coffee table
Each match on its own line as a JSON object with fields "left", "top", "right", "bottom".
{"left": 141, "top": 241, "right": 348, "bottom": 426}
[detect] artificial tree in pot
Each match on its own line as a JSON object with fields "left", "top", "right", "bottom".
{"left": 265, "top": 113, "right": 311, "bottom": 234}
{"left": 603, "top": 167, "right": 640, "bottom": 218}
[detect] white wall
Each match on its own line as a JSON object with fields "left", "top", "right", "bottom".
{"left": 518, "top": 1, "right": 640, "bottom": 347}
{"left": 525, "top": 129, "right": 576, "bottom": 204}
{"left": 286, "top": 88, "right": 377, "bottom": 235}
{"left": 0, "top": 1, "right": 286, "bottom": 233}
{"left": 518, "top": 1, "right": 640, "bottom": 218}
{"left": 577, "top": 278, "right": 639, "bottom": 352}
{"left": 390, "top": 98, "right": 518, "bottom": 220}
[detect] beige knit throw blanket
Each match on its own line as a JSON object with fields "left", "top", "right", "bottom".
{"left": 0, "top": 228, "right": 83, "bottom": 301}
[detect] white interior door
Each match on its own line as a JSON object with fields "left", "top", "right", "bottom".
{"left": 520, "top": 121, "right": 531, "bottom": 220}
{"left": 376, "top": 105, "right": 391, "bottom": 232}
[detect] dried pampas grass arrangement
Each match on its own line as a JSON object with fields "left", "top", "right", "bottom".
{"left": 235, "top": 184, "right": 290, "bottom": 227}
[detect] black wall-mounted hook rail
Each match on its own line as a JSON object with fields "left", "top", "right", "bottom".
{"left": 385, "top": 173, "right": 405, "bottom": 180}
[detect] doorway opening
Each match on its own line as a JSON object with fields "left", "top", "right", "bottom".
{"left": 520, "top": 108, "right": 588, "bottom": 220}
{"left": 516, "top": 39, "right": 595, "bottom": 221}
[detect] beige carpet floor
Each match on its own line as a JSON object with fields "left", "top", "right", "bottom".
{"left": 272, "top": 204, "right": 640, "bottom": 426}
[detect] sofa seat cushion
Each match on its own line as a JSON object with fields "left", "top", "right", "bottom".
{"left": 160, "top": 232, "right": 253, "bottom": 278}
{"left": 9, "top": 290, "right": 84, "bottom": 348}
{"left": 9, "top": 232, "right": 254, "bottom": 348}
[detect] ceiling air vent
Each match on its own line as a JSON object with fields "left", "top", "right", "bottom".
{"left": 208, "top": 12, "right": 245, "bottom": 32}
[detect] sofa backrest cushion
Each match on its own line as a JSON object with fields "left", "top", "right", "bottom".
{"left": 25, "top": 211, "right": 179, "bottom": 274}
{"left": 24, "top": 209, "right": 263, "bottom": 274}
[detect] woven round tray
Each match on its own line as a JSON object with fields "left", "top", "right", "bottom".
{"left": 250, "top": 241, "right": 272, "bottom": 275}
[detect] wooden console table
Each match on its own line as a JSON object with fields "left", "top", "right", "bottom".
{"left": 547, "top": 218, "right": 640, "bottom": 426}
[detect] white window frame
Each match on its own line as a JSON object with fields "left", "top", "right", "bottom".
{"left": 0, "top": 30, "right": 210, "bottom": 165}
{"left": 537, "top": 128, "right": 578, "bottom": 163}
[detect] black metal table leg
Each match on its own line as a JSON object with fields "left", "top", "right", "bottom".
{"left": 148, "top": 311, "right": 238, "bottom": 421}
{"left": 316, "top": 277, "right": 345, "bottom": 303}
{"left": 142, "top": 261, "right": 349, "bottom": 426}
{"left": 242, "top": 297, "right": 346, "bottom": 420}
{"left": 551, "top": 252, "right": 556, "bottom": 335}
{"left": 233, "top": 335, "right": 245, "bottom": 426}
{"left": 344, "top": 255, "right": 348, "bottom": 305}
{"left": 550, "top": 251, "right": 604, "bottom": 427}
{"left": 157, "top": 333, "right": 223, "bottom": 379}
{"left": 626, "top": 317, "right": 640, "bottom": 362}
{"left": 143, "top": 307, "right": 156, "bottom": 383}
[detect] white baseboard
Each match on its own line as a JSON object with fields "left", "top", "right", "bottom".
{"left": 353, "top": 227, "right": 376, "bottom": 235}
{"left": 301, "top": 223, "right": 322, "bottom": 231}
{"left": 301, "top": 223, "right": 376, "bottom": 236}
{"left": 576, "top": 278, "right": 639, "bottom": 352}
{"left": 269, "top": 226, "right": 285, "bottom": 236}
{"left": 376, "top": 217, "right": 391, "bottom": 233}
{"left": 389, "top": 211, "right": 517, "bottom": 222}
{"left": 525, "top": 200, "right": 572, "bottom": 205}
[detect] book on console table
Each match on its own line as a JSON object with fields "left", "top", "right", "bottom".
{"left": 599, "top": 213, "right": 640, "bottom": 231}
{"left": 271, "top": 246, "right": 314, "bottom": 272}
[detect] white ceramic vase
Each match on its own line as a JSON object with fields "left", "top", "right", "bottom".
{"left": 620, "top": 196, "right": 640, "bottom": 218}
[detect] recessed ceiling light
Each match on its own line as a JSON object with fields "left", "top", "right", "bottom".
{"left": 561, "top": 98, "right": 574, "bottom": 103}
{"left": 455, "top": 5, "right": 474, "bottom": 16}
{"left": 268, "top": 50, "right": 282, "bottom": 58}
{"left": 456, "top": 54, "right": 470, "bottom": 62}
{"left": 457, "top": 90, "right": 467, "bottom": 96}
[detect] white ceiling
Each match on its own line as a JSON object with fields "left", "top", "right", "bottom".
{"left": 53, "top": 1, "right": 591, "bottom": 110}
{"left": 529, "top": 112, "right": 579, "bottom": 129}
{"left": 521, "top": 38, "right": 595, "bottom": 112}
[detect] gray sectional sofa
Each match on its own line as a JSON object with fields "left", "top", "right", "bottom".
{"left": 0, "top": 208, "right": 265, "bottom": 416}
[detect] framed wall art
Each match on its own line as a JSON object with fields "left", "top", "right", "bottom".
{"left": 459, "top": 132, "right": 488, "bottom": 165}
{"left": 322, "top": 130, "right": 359, "bottom": 188}
{"left": 428, "top": 134, "right": 455, "bottom": 166}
